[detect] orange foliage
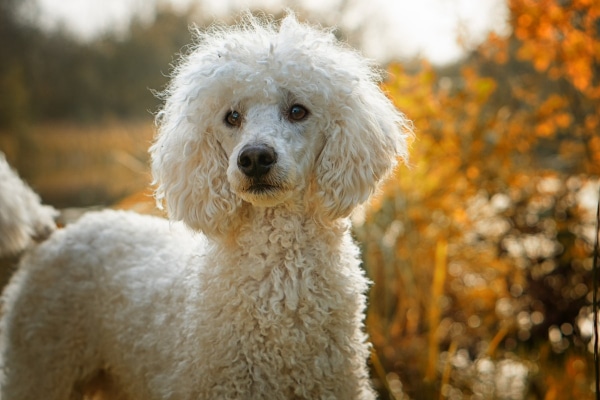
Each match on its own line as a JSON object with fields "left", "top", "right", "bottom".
{"left": 512, "top": 0, "right": 600, "bottom": 93}
{"left": 362, "top": 0, "right": 600, "bottom": 398}
{"left": 491, "top": 0, "right": 600, "bottom": 173}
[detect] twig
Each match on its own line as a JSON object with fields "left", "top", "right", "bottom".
{"left": 370, "top": 348, "right": 396, "bottom": 400}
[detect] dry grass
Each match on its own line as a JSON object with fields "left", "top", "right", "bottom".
{"left": 1, "top": 121, "right": 154, "bottom": 207}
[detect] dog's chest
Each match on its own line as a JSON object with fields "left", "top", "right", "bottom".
{"left": 192, "top": 241, "right": 359, "bottom": 398}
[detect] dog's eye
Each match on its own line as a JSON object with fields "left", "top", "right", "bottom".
{"left": 225, "top": 110, "right": 242, "bottom": 127}
{"left": 288, "top": 104, "right": 308, "bottom": 122}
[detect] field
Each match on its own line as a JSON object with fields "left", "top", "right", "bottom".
{"left": 1, "top": 122, "right": 155, "bottom": 209}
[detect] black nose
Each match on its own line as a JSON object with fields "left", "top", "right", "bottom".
{"left": 237, "top": 144, "right": 277, "bottom": 178}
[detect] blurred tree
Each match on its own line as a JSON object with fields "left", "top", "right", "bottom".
{"left": 362, "top": 0, "right": 600, "bottom": 398}
{"left": 0, "top": 0, "right": 36, "bottom": 128}
{"left": 0, "top": 3, "right": 349, "bottom": 126}
{"left": 86, "top": 7, "right": 194, "bottom": 120}
{"left": 486, "top": 0, "right": 600, "bottom": 175}
{"left": 0, "top": 4, "right": 194, "bottom": 126}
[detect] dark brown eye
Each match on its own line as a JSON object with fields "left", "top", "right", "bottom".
{"left": 225, "top": 110, "right": 242, "bottom": 127}
{"left": 288, "top": 104, "right": 308, "bottom": 122}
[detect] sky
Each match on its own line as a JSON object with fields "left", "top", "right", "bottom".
{"left": 31, "top": 0, "right": 509, "bottom": 65}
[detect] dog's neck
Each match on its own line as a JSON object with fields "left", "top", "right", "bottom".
{"left": 213, "top": 197, "right": 350, "bottom": 244}
{"left": 209, "top": 204, "right": 353, "bottom": 279}
{"left": 245, "top": 204, "right": 348, "bottom": 243}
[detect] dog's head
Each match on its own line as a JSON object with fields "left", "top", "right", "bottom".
{"left": 151, "top": 13, "right": 411, "bottom": 237}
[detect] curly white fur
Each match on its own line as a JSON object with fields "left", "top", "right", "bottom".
{"left": 0, "top": 13, "right": 410, "bottom": 399}
{"left": 0, "top": 153, "right": 56, "bottom": 257}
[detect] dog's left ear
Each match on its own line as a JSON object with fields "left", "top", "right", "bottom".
{"left": 315, "top": 80, "right": 410, "bottom": 220}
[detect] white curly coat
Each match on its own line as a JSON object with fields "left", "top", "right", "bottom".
{"left": 0, "top": 13, "right": 410, "bottom": 399}
{"left": 0, "top": 153, "right": 56, "bottom": 257}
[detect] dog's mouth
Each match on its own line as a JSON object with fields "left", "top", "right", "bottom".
{"left": 235, "top": 179, "right": 292, "bottom": 207}
{"left": 231, "top": 168, "right": 292, "bottom": 206}
{"left": 247, "top": 183, "right": 280, "bottom": 194}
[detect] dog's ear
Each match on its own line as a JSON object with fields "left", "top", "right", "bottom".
{"left": 151, "top": 110, "right": 244, "bottom": 238}
{"left": 315, "top": 80, "right": 411, "bottom": 220}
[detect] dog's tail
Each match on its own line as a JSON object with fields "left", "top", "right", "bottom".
{"left": 0, "top": 153, "right": 57, "bottom": 257}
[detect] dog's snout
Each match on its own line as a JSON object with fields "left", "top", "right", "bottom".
{"left": 237, "top": 144, "right": 277, "bottom": 178}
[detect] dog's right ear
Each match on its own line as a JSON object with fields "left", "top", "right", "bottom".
{"left": 151, "top": 101, "right": 244, "bottom": 238}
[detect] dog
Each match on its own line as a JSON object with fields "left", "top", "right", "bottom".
{"left": 0, "top": 13, "right": 410, "bottom": 399}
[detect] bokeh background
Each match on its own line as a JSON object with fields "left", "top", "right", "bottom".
{"left": 1, "top": 0, "right": 599, "bottom": 398}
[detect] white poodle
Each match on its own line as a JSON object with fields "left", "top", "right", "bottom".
{"left": 0, "top": 13, "right": 410, "bottom": 399}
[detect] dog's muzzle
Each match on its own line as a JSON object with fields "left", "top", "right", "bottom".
{"left": 236, "top": 144, "right": 281, "bottom": 195}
